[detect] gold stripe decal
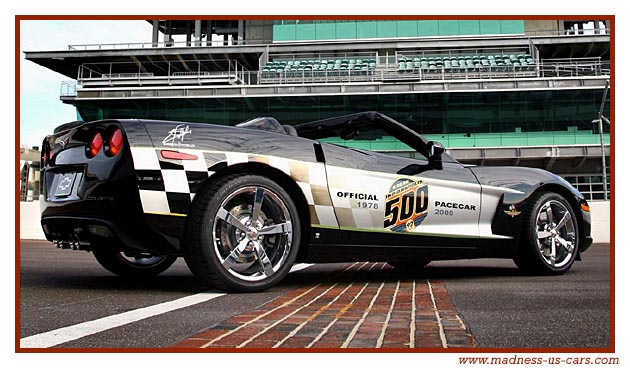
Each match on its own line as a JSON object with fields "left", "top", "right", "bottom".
{"left": 145, "top": 211, "right": 188, "bottom": 217}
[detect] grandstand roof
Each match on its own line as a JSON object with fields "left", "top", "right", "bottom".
{"left": 25, "top": 33, "right": 609, "bottom": 79}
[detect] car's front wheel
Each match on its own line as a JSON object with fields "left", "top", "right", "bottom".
{"left": 93, "top": 248, "right": 177, "bottom": 277}
{"left": 514, "top": 192, "right": 579, "bottom": 275}
{"left": 184, "top": 174, "right": 301, "bottom": 292}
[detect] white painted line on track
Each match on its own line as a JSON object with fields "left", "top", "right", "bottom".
{"left": 21, "top": 263, "right": 315, "bottom": 348}
{"left": 289, "top": 263, "right": 314, "bottom": 273}
{"left": 20, "top": 291, "right": 226, "bottom": 348}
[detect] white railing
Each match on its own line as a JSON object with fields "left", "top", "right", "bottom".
{"left": 539, "top": 58, "right": 609, "bottom": 78}
{"left": 68, "top": 38, "right": 271, "bottom": 51}
{"left": 65, "top": 27, "right": 611, "bottom": 52}
{"left": 60, "top": 80, "right": 77, "bottom": 97}
{"left": 77, "top": 59, "right": 251, "bottom": 86}
{"left": 62, "top": 57, "right": 609, "bottom": 97}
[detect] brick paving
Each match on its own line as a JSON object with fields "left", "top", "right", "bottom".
{"left": 172, "top": 262, "right": 475, "bottom": 349}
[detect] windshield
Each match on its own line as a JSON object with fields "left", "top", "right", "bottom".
{"left": 318, "top": 128, "right": 420, "bottom": 157}
{"left": 296, "top": 112, "right": 431, "bottom": 158}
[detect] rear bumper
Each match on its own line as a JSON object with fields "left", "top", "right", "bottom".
{"left": 41, "top": 191, "right": 179, "bottom": 255}
{"left": 40, "top": 147, "right": 178, "bottom": 254}
{"left": 579, "top": 205, "right": 593, "bottom": 253}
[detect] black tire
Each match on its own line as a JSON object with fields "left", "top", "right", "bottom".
{"left": 184, "top": 174, "right": 301, "bottom": 292}
{"left": 514, "top": 192, "right": 579, "bottom": 275}
{"left": 93, "top": 249, "right": 177, "bottom": 277}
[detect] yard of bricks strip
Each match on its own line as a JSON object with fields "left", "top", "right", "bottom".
{"left": 172, "top": 262, "right": 475, "bottom": 349}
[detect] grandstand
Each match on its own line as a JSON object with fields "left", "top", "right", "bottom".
{"left": 25, "top": 19, "right": 611, "bottom": 201}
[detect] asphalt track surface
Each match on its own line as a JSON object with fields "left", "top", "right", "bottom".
{"left": 18, "top": 240, "right": 610, "bottom": 349}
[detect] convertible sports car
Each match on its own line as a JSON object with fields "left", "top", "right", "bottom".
{"left": 40, "top": 112, "right": 593, "bottom": 291}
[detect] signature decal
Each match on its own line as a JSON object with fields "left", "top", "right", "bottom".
{"left": 163, "top": 124, "right": 195, "bottom": 148}
{"left": 384, "top": 178, "right": 429, "bottom": 233}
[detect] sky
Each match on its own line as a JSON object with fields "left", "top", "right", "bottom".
{"left": 19, "top": 20, "right": 153, "bottom": 148}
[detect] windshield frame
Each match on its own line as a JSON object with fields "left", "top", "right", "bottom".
{"left": 295, "top": 111, "right": 433, "bottom": 158}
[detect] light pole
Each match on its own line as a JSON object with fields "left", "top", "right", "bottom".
{"left": 593, "top": 80, "right": 610, "bottom": 201}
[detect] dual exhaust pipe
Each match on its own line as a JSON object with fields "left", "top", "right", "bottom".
{"left": 51, "top": 228, "right": 83, "bottom": 251}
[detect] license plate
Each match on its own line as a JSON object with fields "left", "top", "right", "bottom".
{"left": 54, "top": 173, "right": 77, "bottom": 197}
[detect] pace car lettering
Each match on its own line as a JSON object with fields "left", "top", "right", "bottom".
{"left": 336, "top": 191, "right": 378, "bottom": 201}
{"left": 434, "top": 201, "right": 477, "bottom": 211}
{"left": 384, "top": 178, "right": 429, "bottom": 233}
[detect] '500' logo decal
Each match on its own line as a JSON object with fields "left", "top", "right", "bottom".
{"left": 384, "top": 178, "right": 429, "bottom": 233}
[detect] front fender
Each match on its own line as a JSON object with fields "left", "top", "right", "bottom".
{"left": 470, "top": 166, "right": 589, "bottom": 244}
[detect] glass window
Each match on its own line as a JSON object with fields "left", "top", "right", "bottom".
{"left": 319, "top": 127, "right": 415, "bottom": 154}
{"left": 561, "top": 174, "right": 610, "bottom": 201}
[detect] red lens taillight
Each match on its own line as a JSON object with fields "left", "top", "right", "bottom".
{"left": 108, "top": 128, "right": 123, "bottom": 156}
{"left": 89, "top": 132, "right": 103, "bottom": 157}
{"left": 161, "top": 150, "right": 198, "bottom": 160}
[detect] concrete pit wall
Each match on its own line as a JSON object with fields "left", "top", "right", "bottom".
{"left": 20, "top": 201, "right": 611, "bottom": 243}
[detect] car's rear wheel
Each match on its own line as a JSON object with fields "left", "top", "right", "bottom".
{"left": 514, "top": 192, "right": 579, "bottom": 275}
{"left": 93, "top": 248, "right": 177, "bottom": 277}
{"left": 184, "top": 174, "right": 301, "bottom": 292}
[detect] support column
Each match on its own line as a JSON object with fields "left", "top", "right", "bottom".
{"left": 223, "top": 34, "right": 228, "bottom": 46}
{"left": 166, "top": 20, "right": 173, "bottom": 46}
{"left": 237, "top": 20, "right": 244, "bottom": 45}
{"left": 206, "top": 20, "right": 213, "bottom": 46}
{"left": 194, "top": 20, "right": 202, "bottom": 46}
{"left": 152, "top": 20, "right": 159, "bottom": 47}
{"left": 186, "top": 21, "right": 192, "bottom": 46}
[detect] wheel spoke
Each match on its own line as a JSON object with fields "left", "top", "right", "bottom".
{"left": 259, "top": 221, "right": 292, "bottom": 235}
{"left": 545, "top": 205, "right": 554, "bottom": 227}
{"left": 251, "top": 187, "right": 265, "bottom": 225}
{"left": 556, "top": 236, "right": 574, "bottom": 252}
{"left": 216, "top": 207, "right": 248, "bottom": 232}
{"left": 549, "top": 238, "right": 556, "bottom": 266}
{"left": 254, "top": 241, "right": 274, "bottom": 277}
{"left": 222, "top": 238, "right": 249, "bottom": 270}
{"left": 555, "top": 212, "right": 570, "bottom": 231}
{"left": 533, "top": 199, "right": 577, "bottom": 269}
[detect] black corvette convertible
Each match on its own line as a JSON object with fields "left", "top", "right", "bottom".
{"left": 40, "top": 112, "right": 592, "bottom": 291}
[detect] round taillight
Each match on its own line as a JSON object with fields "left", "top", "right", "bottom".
{"left": 108, "top": 129, "right": 123, "bottom": 156}
{"left": 89, "top": 132, "right": 103, "bottom": 157}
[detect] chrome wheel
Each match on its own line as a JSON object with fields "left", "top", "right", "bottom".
{"left": 535, "top": 200, "right": 576, "bottom": 268}
{"left": 212, "top": 186, "right": 293, "bottom": 282}
{"left": 514, "top": 191, "right": 579, "bottom": 275}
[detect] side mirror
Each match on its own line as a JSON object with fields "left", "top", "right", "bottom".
{"left": 427, "top": 141, "right": 445, "bottom": 160}
{"left": 427, "top": 141, "right": 444, "bottom": 170}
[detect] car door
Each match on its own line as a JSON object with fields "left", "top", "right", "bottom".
{"left": 318, "top": 141, "right": 482, "bottom": 246}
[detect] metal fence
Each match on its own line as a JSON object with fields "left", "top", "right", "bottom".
{"left": 63, "top": 56, "right": 609, "bottom": 98}
{"left": 76, "top": 59, "right": 253, "bottom": 87}
{"left": 66, "top": 28, "right": 611, "bottom": 51}
{"left": 60, "top": 80, "right": 77, "bottom": 97}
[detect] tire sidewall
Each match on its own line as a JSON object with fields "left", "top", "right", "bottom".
{"left": 198, "top": 175, "right": 301, "bottom": 291}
